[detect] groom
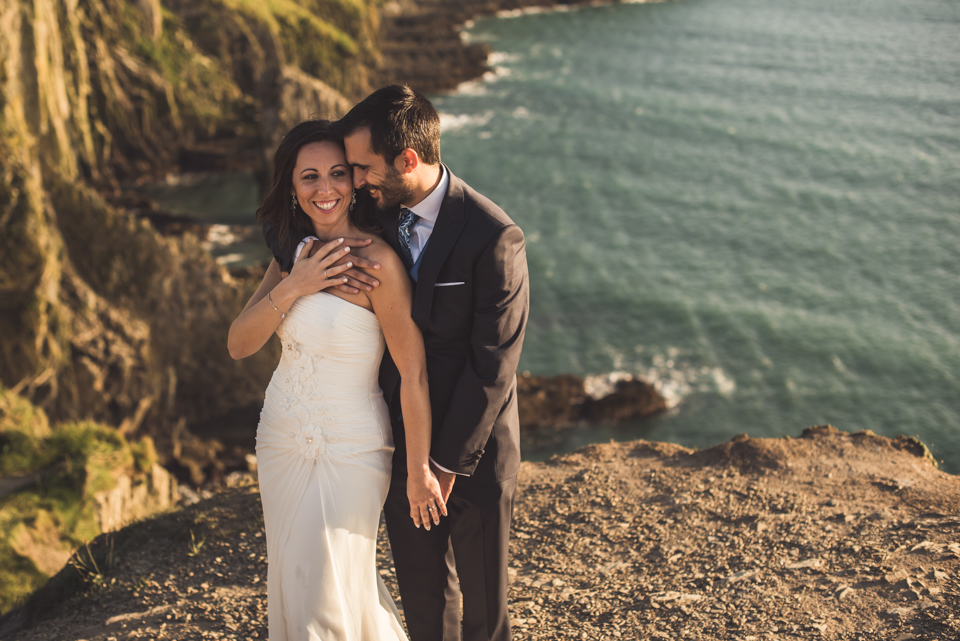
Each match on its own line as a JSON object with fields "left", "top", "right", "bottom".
{"left": 268, "top": 85, "right": 529, "bottom": 641}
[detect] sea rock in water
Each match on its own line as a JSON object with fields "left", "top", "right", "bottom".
{"left": 582, "top": 378, "right": 669, "bottom": 423}
{"left": 516, "top": 374, "right": 587, "bottom": 428}
{"left": 516, "top": 373, "right": 667, "bottom": 429}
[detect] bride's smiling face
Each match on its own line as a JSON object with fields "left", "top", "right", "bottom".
{"left": 291, "top": 141, "right": 353, "bottom": 231}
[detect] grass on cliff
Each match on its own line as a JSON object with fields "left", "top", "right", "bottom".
{"left": 0, "top": 387, "right": 158, "bottom": 615}
{"left": 186, "top": 0, "right": 378, "bottom": 97}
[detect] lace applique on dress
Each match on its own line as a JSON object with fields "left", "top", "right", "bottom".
{"left": 276, "top": 319, "right": 338, "bottom": 460}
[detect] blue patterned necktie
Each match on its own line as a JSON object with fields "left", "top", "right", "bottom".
{"left": 398, "top": 207, "right": 419, "bottom": 270}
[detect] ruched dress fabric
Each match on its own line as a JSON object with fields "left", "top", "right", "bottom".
{"left": 256, "top": 292, "right": 408, "bottom": 641}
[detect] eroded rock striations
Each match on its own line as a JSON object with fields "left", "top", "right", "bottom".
{"left": 0, "top": 0, "right": 382, "bottom": 480}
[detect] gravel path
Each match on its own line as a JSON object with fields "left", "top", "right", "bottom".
{"left": 2, "top": 426, "right": 958, "bottom": 641}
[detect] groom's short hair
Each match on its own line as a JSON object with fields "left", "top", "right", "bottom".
{"left": 338, "top": 85, "right": 441, "bottom": 166}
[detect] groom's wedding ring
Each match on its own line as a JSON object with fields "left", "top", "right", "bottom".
{"left": 324, "top": 269, "right": 327, "bottom": 278}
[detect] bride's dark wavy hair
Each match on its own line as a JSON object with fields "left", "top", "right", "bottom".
{"left": 257, "top": 120, "right": 379, "bottom": 247}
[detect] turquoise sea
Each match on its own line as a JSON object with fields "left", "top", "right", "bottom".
{"left": 158, "top": 0, "right": 960, "bottom": 470}
{"left": 430, "top": 0, "right": 960, "bottom": 469}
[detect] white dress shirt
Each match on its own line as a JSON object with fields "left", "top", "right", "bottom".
{"left": 403, "top": 165, "right": 448, "bottom": 265}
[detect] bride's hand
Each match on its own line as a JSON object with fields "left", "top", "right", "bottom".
{"left": 407, "top": 468, "right": 447, "bottom": 531}
{"left": 302, "top": 237, "right": 382, "bottom": 294}
{"left": 286, "top": 238, "right": 356, "bottom": 295}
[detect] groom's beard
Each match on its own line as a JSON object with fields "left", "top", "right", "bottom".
{"left": 366, "top": 165, "right": 414, "bottom": 212}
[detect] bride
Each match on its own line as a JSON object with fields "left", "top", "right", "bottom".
{"left": 227, "top": 120, "right": 445, "bottom": 640}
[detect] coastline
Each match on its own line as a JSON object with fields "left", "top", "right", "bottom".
{"left": 3, "top": 0, "right": 958, "bottom": 633}
{"left": 377, "top": 0, "right": 667, "bottom": 94}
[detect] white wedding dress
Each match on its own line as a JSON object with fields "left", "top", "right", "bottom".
{"left": 256, "top": 291, "right": 407, "bottom": 641}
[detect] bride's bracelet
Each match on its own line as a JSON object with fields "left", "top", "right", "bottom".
{"left": 266, "top": 292, "right": 286, "bottom": 320}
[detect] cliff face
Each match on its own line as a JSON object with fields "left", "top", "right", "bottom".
{"left": 0, "top": 0, "right": 378, "bottom": 479}
{"left": 0, "top": 0, "right": 387, "bottom": 614}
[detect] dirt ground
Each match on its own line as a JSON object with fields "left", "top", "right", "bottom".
{"left": 2, "top": 425, "right": 958, "bottom": 641}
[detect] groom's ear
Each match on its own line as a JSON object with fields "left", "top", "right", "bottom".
{"left": 395, "top": 148, "right": 420, "bottom": 175}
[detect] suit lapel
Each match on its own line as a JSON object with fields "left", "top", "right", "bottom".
{"left": 412, "top": 166, "right": 467, "bottom": 326}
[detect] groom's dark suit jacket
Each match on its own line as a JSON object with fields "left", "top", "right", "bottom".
{"left": 266, "top": 166, "right": 529, "bottom": 486}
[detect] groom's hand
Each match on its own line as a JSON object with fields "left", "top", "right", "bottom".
{"left": 306, "top": 237, "right": 381, "bottom": 294}
{"left": 430, "top": 461, "right": 456, "bottom": 503}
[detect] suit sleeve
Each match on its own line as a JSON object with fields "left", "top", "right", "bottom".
{"left": 431, "top": 224, "right": 529, "bottom": 475}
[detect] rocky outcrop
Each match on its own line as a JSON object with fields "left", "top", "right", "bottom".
{"left": 0, "top": 392, "right": 180, "bottom": 615}
{"left": 261, "top": 66, "right": 355, "bottom": 151}
{"left": 92, "top": 464, "right": 179, "bottom": 534}
{"left": 516, "top": 372, "right": 669, "bottom": 452}
{"left": 5, "top": 464, "right": 177, "bottom": 584}
{"left": 517, "top": 372, "right": 668, "bottom": 428}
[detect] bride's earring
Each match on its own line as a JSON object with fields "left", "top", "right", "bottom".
{"left": 291, "top": 193, "right": 298, "bottom": 216}
{"left": 349, "top": 190, "right": 356, "bottom": 211}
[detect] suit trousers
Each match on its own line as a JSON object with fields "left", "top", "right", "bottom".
{"left": 384, "top": 474, "right": 517, "bottom": 641}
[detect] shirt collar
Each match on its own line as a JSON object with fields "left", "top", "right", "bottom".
{"left": 404, "top": 165, "right": 448, "bottom": 224}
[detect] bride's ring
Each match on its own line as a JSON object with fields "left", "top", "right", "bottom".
{"left": 427, "top": 506, "right": 437, "bottom": 512}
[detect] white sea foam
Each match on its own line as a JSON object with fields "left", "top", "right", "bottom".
{"left": 495, "top": 0, "right": 661, "bottom": 20}
{"left": 488, "top": 51, "right": 521, "bottom": 66}
{"left": 583, "top": 371, "right": 636, "bottom": 400}
{"left": 454, "top": 65, "right": 510, "bottom": 96}
{"left": 204, "top": 224, "right": 238, "bottom": 248}
{"left": 215, "top": 253, "right": 245, "bottom": 265}
{"left": 453, "top": 79, "right": 488, "bottom": 96}
{"left": 583, "top": 349, "right": 736, "bottom": 410}
{"left": 438, "top": 110, "right": 495, "bottom": 133}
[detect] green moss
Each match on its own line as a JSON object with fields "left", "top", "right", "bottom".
{"left": 0, "top": 480, "right": 99, "bottom": 614}
{"left": 136, "top": 9, "right": 252, "bottom": 132}
{"left": 219, "top": 0, "right": 359, "bottom": 54}
{"left": 196, "top": 0, "right": 376, "bottom": 95}
{"left": 0, "top": 412, "right": 155, "bottom": 614}
{"left": 0, "top": 386, "right": 53, "bottom": 476}
{"left": 46, "top": 421, "right": 131, "bottom": 494}
{"left": 0, "top": 387, "right": 50, "bottom": 438}
{"left": 130, "top": 436, "right": 158, "bottom": 473}
{"left": 0, "top": 545, "right": 46, "bottom": 614}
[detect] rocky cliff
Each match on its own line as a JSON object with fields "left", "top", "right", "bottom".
{"left": 0, "top": 0, "right": 379, "bottom": 614}
{"left": 0, "top": 0, "right": 382, "bottom": 481}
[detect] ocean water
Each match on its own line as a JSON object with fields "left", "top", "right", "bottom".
{"left": 430, "top": 0, "right": 960, "bottom": 469}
